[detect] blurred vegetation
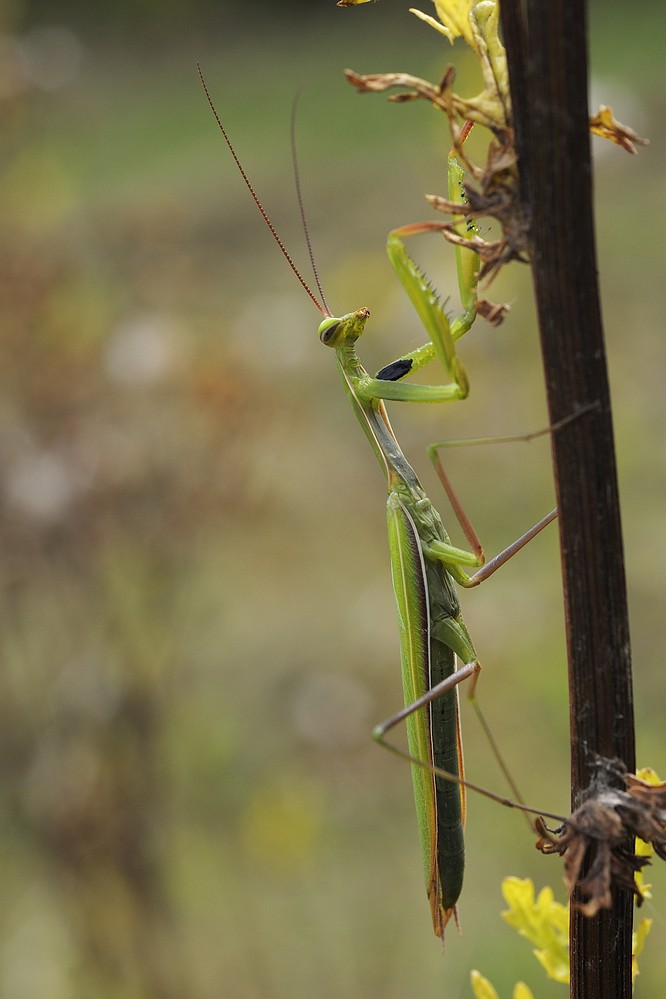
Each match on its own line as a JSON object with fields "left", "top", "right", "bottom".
{"left": 0, "top": 2, "right": 664, "bottom": 998}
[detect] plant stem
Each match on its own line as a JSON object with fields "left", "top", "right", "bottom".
{"left": 500, "top": 1, "right": 636, "bottom": 996}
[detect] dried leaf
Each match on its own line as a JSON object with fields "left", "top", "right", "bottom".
{"left": 347, "top": 2, "right": 647, "bottom": 288}
{"left": 536, "top": 759, "right": 666, "bottom": 917}
{"left": 589, "top": 105, "right": 649, "bottom": 155}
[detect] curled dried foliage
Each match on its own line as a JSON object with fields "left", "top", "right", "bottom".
{"left": 344, "top": 65, "right": 525, "bottom": 282}
{"left": 589, "top": 106, "right": 649, "bottom": 155}
{"left": 476, "top": 298, "right": 510, "bottom": 326}
{"left": 535, "top": 759, "right": 666, "bottom": 917}
{"left": 345, "top": 0, "right": 647, "bottom": 284}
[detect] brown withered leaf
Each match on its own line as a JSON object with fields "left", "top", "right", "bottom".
{"left": 345, "top": 73, "right": 647, "bottom": 285}
{"left": 345, "top": 67, "right": 462, "bottom": 136}
{"left": 589, "top": 106, "right": 649, "bottom": 155}
{"left": 536, "top": 759, "right": 666, "bottom": 917}
{"left": 345, "top": 66, "right": 512, "bottom": 147}
{"left": 477, "top": 298, "right": 509, "bottom": 326}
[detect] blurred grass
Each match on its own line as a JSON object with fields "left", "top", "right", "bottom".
{"left": 0, "top": 3, "right": 664, "bottom": 998}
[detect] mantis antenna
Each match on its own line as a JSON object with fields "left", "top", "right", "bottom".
{"left": 197, "top": 63, "right": 331, "bottom": 318}
{"left": 290, "top": 87, "right": 332, "bottom": 317}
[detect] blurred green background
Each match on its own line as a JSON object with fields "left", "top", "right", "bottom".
{"left": 1, "top": 1, "right": 664, "bottom": 997}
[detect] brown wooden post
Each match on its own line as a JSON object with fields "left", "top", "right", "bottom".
{"left": 500, "top": 1, "right": 636, "bottom": 995}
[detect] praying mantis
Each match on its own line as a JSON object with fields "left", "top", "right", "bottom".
{"left": 198, "top": 66, "right": 559, "bottom": 938}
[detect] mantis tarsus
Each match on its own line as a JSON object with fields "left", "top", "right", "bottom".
{"left": 198, "top": 66, "right": 560, "bottom": 938}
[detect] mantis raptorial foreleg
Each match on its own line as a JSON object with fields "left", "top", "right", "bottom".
{"left": 370, "top": 125, "right": 506, "bottom": 402}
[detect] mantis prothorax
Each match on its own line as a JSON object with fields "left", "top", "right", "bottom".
{"left": 198, "top": 65, "right": 563, "bottom": 938}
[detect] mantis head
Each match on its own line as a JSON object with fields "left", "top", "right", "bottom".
{"left": 318, "top": 308, "right": 371, "bottom": 348}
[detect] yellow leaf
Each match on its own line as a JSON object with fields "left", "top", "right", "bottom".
{"left": 470, "top": 970, "right": 535, "bottom": 999}
{"left": 633, "top": 768, "right": 662, "bottom": 898}
{"left": 501, "top": 877, "right": 570, "bottom": 984}
{"left": 410, "top": 0, "right": 476, "bottom": 47}
{"left": 633, "top": 917, "right": 652, "bottom": 984}
{"left": 636, "top": 766, "right": 662, "bottom": 785}
{"left": 411, "top": 0, "right": 509, "bottom": 132}
{"left": 470, "top": 969, "right": 500, "bottom": 999}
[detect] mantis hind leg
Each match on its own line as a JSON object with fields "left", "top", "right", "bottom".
{"left": 425, "top": 406, "right": 598, "bottom": 586}
{"left": 372, "top": 661, "right": 546, "bottom": 831}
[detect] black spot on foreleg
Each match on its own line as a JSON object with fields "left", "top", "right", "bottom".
{"left": 376, "top": 358, "right": 414, "bottom": 382}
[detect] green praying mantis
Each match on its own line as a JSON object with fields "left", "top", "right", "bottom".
{"left": 198, "top": 66, "right": 563, "bottom": 938}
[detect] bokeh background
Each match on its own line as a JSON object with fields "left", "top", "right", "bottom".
{"left": 1, "top": 2, "right": 664, "bottom": 997}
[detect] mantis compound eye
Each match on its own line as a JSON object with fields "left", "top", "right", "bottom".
{"left": 319, "top": 318, "right": 340, "bottom": 345}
